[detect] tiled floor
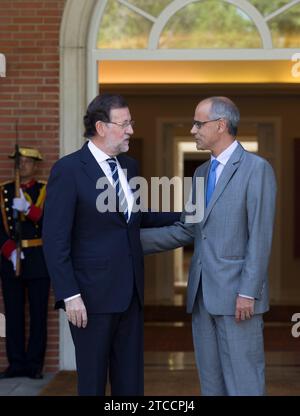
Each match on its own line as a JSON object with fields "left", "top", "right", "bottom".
{"left": 1, "top": 351, "right": 299, "bottom": 397}
{"left": 145, "top": 351, "right": 300, "bottom": 396}
{"left": 37, "top": 350, "right": 300, "bottom": 396}
{"left": 0, "top": 316, "right": 299, "bottom": 396}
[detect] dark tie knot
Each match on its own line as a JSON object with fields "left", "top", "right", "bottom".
{"left": 106, "top": 158, "right": 117, "bottom": 171}
{"left": 107, "top": 157, "right": 117, "bottom": 164}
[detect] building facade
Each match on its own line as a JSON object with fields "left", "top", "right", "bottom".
{"left": 0, "top": 0, "right": 300, "bottom": 372}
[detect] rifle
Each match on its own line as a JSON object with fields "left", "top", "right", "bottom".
{"left": 13, "top": 121, "right": 22, "bottom": 277}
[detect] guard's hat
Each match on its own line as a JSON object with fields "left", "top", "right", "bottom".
{"left": 9, "top": 147, "right": 43, "bottom": 161}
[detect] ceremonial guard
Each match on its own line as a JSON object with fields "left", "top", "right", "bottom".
{"left": 0, "top": 147, "right": 49, "bottom": 379}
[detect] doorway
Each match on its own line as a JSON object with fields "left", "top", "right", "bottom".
{"left": 155, "top": 117, "right": 281, "bottom": 306}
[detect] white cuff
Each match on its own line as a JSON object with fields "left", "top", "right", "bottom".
{"left": 238, "top": 294, "right": 254, "bottom": 300}
{"left": 64, "top": 294, "right": 81, "bottom": 302}
{"left": 24, "top": 205, "right": 31, "bottom": 215}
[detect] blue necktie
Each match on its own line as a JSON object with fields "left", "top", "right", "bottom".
{"left": 206, "top": 159, "right": 220, "bottom": 207}
{"left": 107, "top": 158, "right": 129, "bottom": 222}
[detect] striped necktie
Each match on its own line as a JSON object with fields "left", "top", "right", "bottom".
{"left": 106, "top": 158, "right": 129, "bottom": 222}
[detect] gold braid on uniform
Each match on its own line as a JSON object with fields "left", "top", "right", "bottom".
{"left": 0, "top": 184, "right": 10, "bottom": 235}
{"left": 22, "top": 183, "right": 46, "bottom": 221}
{"left": 36, "top": 184, "right": 46, "bottom": 209}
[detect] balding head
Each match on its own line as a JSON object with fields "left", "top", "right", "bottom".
{"left": 191, "top": 96, "right": 240, "bottom": 156}
{"left": 201, "top": 96, "right": 240, "bottom": 137}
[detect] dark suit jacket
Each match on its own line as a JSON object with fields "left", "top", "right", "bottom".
{"left": 43, "top": 142, "right": 179, "bottom": 313}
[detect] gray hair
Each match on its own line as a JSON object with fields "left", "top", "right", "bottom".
{"left": 207, "top": 97, "right": 240, "bottom": 136}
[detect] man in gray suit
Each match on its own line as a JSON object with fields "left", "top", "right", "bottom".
{"left": 141, "top": 97, "right": 277, "bottom": 396}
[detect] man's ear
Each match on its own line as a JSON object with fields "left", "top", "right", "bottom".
{"left": 95, "top": 120, "right": 105, "bottom": 137}
{"left": 218, "top": 118, "right": 227, "bottom": 134}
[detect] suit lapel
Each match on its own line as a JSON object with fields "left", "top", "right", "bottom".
{"left": 202, "top": 143, "right": 244, "bottom": 226}
{"left": 79, "top": 144, "right": 139, "bottom": 224}
{"left": 80, "top": 142, "right": 126, "bottom": 221}
{"left": 80, "top": 141, "right": 106, "bottom": 184}
{"left": 80, "top": 143, "right": 135, "bottom": 186}
{"left": 193, "top": 160, "right": 209, "bottom": 206}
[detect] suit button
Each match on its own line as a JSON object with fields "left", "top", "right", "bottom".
{"left": 202, "top": 235, "right": 206, "bottom": 240}
{"left": 197, "top": 259, "right": 201, "bottom": 265}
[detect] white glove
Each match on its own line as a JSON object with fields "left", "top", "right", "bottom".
{"left": 12, "top": 189, "right": 31, "bottom": 214}
{"left": 9, "top": 249, "right": 25, "bottom": 271}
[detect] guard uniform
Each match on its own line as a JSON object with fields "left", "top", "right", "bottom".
{"left": 0, "top": 151, "right": 50, "bottom": 379}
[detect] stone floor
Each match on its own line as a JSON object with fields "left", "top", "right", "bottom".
{"left": 42, "top": 351, "right": 300, "bottom": 396}
{"left": 1, "top": 350, "right": 297, "bottom": 397}
{"left": 0, "top": 310, "right": 299, "bottom": 396}
{"left": 0, "top": 373, "right": 55, "bottom": 396}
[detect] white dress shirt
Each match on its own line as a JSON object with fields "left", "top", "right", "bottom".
{"left": 211, "top": 140, "right": 238, "bottom": 185}
{"left": 210, "top": 140, "right": 253, "bottom": 301}
{"left": 65, "top": 141, "right": 134, "bottom": 303}
{"left": 88, "top": 140, "right": 134, "bottom": 218}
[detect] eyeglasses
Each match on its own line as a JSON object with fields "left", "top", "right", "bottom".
{"left": 192, "top": 118, "right": 221, "bottom": 130}
{"left": 106, "top": 120, "right": 135, "bottom": 129}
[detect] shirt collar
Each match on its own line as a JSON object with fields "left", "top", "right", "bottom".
{"left": 211, "top": 140, "right": 238, "bottom": 166}
{"left": 88, "top": 140, "right": 112, "bottom": 163}
{"left": 21, "top": 179, "right": 36, "bottom": 190}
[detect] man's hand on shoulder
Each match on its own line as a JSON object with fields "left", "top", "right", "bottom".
{"left": 65, "top": 296, "right": 88, "bottom": 328}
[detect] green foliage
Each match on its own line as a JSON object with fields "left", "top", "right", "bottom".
{"left": 160, "top": 0, "right": 261, "bottom": 48}
{"left": 97, "top": 0, "right": 300, "bottom": 49}
{"left": 98, "top": 0, "right": 156, "bottom": 48}
{"left": 249, "top": 0, "right": 291, "bottom": 16}
{"left": 128, "top": 0, "right": 172, "bottom": 17}
{"left": 251, "top": 0, "right": 300, "bottom": 47}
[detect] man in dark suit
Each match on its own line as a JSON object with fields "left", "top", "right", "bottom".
{"left": 0, "top": 148, "right": 49, "bottom": 379}
{"left": 42, "top": 93, "right": 180, "bottom": 396}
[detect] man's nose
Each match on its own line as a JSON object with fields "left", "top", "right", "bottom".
{"left": 127, "top": 124, "right": 134, "bottom": 134}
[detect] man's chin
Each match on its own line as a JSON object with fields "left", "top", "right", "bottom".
{"left": 119, "top": 144, "right": 129, "bottom": 154}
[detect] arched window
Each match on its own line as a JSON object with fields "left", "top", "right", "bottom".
{"left": 158, "top": 1, "right": 262, "bottom": 48}
{"left": 95, "top": 0, "right": 300, "bottom": 51}
{"left": 86, "top": 0, "right": 300, "bottom": 99}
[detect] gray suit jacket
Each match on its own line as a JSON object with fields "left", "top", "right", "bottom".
{"left": 141, "top": 143, "right": 277, "bottom": 315}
